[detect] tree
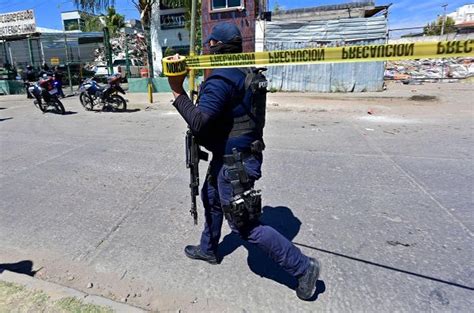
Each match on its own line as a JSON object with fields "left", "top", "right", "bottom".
{"left": 423, "top": 16, "right": 456, "bottom": 36}
{"left": 82, "top": 8, "right": 124, "bottom": 35}
{"left": 73, "top": 0, "right": 156, "bottom": 75}
{"left": 132, "top": 0, "right": 159, "bottom": 76}
{"left": 105, "top": 7, "right": 125, "bottom": 36}
{"left": 73, "top": 0, "right": 115, "bottom": 13}
{"left": 273, "top": 0, "right": 281, "bottom": 14}
{"left": 83, "top": 15, "right": 102, "bottom": 32}
{"left": 74, "top": 0, "right": 193, "bottom": 76}
{"left": 182, "top": 0, "right": 202, "bottom": 55}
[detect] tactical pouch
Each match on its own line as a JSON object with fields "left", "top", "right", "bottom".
{"left": 222, "top": 149, "right": 262, "bottom": 231}
{"left": 224, "top": 188, "right": 262, "bottom": 232}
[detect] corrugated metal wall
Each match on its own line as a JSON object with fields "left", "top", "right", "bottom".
{"left": 265, "top": 16, "right": 387, "bottom": 92}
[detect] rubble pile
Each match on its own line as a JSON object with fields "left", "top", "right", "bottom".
{"left": 385, "top": 58, "right": 474, "bottom": 80}
{"left": 91, "top": 32, "right": 148, "bottom": 65}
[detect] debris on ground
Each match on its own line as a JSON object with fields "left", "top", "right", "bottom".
{"left": 84, "top": 32, "right": 149, "bottom": 71}
{"left": 387, "top": 240, "right": 412, "bottom": 247}
{"left": 385, "top": 58, "right": 474, "bottom": 81}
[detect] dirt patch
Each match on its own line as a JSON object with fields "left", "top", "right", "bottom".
{"left": 409, "top": 95, "right": 438, "bottom": 101}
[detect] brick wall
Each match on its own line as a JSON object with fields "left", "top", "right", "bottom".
{"left": 201, "top": 0, "right": 257, "bottom": 53}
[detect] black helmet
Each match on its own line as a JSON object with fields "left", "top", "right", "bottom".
{"left": 26, "top": 65, "right": 33, "bottom": 70}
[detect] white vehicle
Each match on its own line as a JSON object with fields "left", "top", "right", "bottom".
{"left": 94, "top": 65, "right": 109, "bottom": 76}
{"left": 112, "top": 59, "right": 145, "bottom": 78}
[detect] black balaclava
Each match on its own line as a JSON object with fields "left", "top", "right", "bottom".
{"left": 210, "top": 37, "right": 243, "bottom": 55}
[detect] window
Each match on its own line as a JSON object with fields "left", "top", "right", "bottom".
{"left": 160, "top": 13, "right": 186, "bottom": 29}
{"left": 64, "top": 19, "right": 80, "bottom": 31}
{"left": 211, "top": 0, "right": 244, "bottom": 11}
{"left": 160, "top": 0, "right": 185, "bottom": 10}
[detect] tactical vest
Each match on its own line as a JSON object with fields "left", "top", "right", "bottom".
{"left": 204, "top": 68, "right": 268, "bottom": 139}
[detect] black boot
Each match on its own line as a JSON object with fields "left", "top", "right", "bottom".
{"left": 296, "top": 257, "right": 321, "bottom": 300}
{"left": 184, "top": 245, "right": 218, "bottom": 265}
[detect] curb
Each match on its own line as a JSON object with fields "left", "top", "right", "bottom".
{"left": 0, "top": 270, "right": 146, "bottom": 313}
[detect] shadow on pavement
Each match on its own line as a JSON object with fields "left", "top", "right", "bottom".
{"left": 63, "top": 111, "right": 78, "bottom": 115}
{"left": 293, "top": 242, "right": 474, "bottom": 291}
{"left": 93, "top": 108, "right": 141, "bottom": 113}
{"left": 0, "top": 117, "right": 13, "bottom": 121}
{"left": 123, "top": 108, "right": 141, "bottom": 113}
{"left": 0, "top": 260, "right": 37, "bottom": 276}
{"left": 218, "top": 206, "right": 326, "bottom": 300}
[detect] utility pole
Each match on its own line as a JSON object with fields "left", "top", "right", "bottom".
{"left": 2, "top": 39, "right": 9, "bottom": 65}
{"left": 189, "top": 0, "right": 197, "bottom": 100}
{"left": 440, "top": 4, "right": 448, "bottom": 82}
{"left": 27, "top": 36, "right": 35, "bottom": 67}
{"left": 103, "top": 27, "right": 113, "bottom": 75}
{"left": 125, "top": 34, "right": 131, "bottom": 78}
{"left": 63, "top": 33, "right": 73, "bottom": 94}
{"left": 440, "top": 4, "right": 448, "bottom": 36}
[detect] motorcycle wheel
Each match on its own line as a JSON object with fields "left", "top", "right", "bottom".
{"left": 80, "top": 93, "right": 93, "bottom": 111}
{"left": 35, "top": 100, "right": 47, "bottom": 113}
{"left": 54, "top": 99, "right": 65, "bottom": 115}
{"left": 108, "top": 94, "right": 127, "bottom": 112}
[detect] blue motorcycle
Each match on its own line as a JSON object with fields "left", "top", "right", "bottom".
{"left": 78, "top": 74, "right": 127, "bottom": 112}
{"left": 28, "top": 76, "right": 65, "bottom": 114}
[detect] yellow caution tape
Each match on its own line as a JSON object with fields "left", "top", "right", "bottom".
{"left": 162, "top": 40, "right": 474, "bottom": 76}
{"left": 162, "top": 55, "right": 188, "bottom": 76}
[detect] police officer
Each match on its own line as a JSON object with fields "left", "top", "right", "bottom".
{"left": 53, "top": 66, "right": 65, "bottom": 98}
{"left": 22, "top": 65, "right": 36, "bottom": 99}
{"left": 167, "top": 22, "right": 321, "bottom": 300}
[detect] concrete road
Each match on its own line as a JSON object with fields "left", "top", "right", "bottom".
{"left": 1, "top": 82, "right": 473, "bottom": 312}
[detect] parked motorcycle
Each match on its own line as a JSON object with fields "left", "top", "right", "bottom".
{"left": 28, "top": 74, "right": 65, "bottom": 114}
{"left": 78, "top": 74, "right": 127, "bottom": 112}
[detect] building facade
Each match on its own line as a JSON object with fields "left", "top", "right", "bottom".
{"left": 151, "top": 1, "right": 190, "bottom": 75}
{"left": 201, "top": 0, "right": 267, "bottom": 53}
{"left": 447, "top": 4, "right": 474, "bottom": 25}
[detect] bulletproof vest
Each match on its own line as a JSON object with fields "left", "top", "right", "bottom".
{"left": 205, "top": 68, "right": 268, "bottom": 139}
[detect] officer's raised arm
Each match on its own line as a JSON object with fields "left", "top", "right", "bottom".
{"left": 167, "top": 57, "right": 233, "bottom": 135}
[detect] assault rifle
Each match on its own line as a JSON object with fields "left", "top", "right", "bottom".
{"left": 185, "top": 129, "right": 208, "bottom": 224}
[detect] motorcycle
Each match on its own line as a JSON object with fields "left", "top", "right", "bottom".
{"left": 28, "top": 75, "right": 65, "bottom": 115}
{"left": 78, "top": 74, "right": 127, "bottom": 112}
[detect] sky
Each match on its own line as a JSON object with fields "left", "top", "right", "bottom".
{"left": 0, "top": 0, "right": 472, "bottom": 36}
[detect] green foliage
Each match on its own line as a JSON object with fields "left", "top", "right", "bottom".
{"left": 81, "top": 7, "right": 124, "bottom": 36}
{"left": 132, "top": 0, "right": 158, "bottom": 27}
{"left": 164, "top": 46, "right": 177, "bottom": 57}
{"left": 423, "top": 16, "right": 456, "bottom": 36}
{"left": 273, "top": 0, "right": 281, "bottom": 13}
{"left": 181, "top": 0, "right": 202, "bottom": 54}
{"left": 83, "top": 15, "right": 102, "bottom": 32}
{"left": 66, "top": 22, "right": 80, "bottom": 31}
{"left": 105, "top": 7, "right": 125, "bottom": 35}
